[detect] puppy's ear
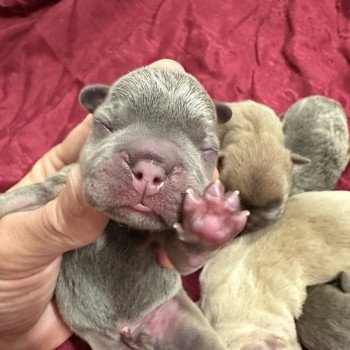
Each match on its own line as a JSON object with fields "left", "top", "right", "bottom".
{"left": 79, "top": 84, "right": 109, "bottom": 113}
{"left": 338, "top": 271, "right": 350, "bottom": 293}
{"left": 291, "top": 153, "right": 311, "bottom": 165}
{"left": 214, "top": 101, "right": 232, "bottom": 123}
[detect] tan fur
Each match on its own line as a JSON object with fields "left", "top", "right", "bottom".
{"left": 200, "top": 191, "right": 350, "bottom": 350}
{"left": 217, "top": 101, "right": 293, "bottom": 230}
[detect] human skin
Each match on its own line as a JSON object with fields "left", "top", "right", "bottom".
{"left": 0, "top": 59, "right": 192, "bottom": 350}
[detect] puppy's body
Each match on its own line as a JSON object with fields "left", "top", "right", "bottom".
{"left": 200, "top": 191, "right": 350, "bottom": 350}
{"left": 0, "top": 67, "right": 246, "bottom": 349}
{"left": 217, "top": 101, "right": 304, "bottom": 231}
{"left": 296, "top": 272, "right": 350, "bottom": 350}
{"left": 282, "top": 95, "right": 350, "bottom": 194}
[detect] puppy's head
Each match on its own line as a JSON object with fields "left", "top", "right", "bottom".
{"left": 218, "top": 128, "right": 309, "bottom": 232}
{"left": 78, "top": 67, "right": 231, "bottom": 231}
{"left": 218, "top": 140, "right": 291, "bottom": 231}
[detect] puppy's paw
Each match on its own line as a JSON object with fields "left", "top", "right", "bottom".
{"left": 174, "top": 181, "right": 248, "bottom": 248}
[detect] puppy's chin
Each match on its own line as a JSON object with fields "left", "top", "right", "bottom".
{"left": 106, "top": 207, "right": 167, "bottom": 231}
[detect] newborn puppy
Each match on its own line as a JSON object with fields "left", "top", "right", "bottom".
{"left": 0, "top": 67, "right": 248, "bottom": 349}
{"left": 217, "top": 100, "right": 309, "bottom": 231}
{"left": 200, "top": 191, "right": 350, "bottom": 350}
{"left": 282, "top": 95, "right": 350, "bottom": 194}
{"left": 296, "top": 271, "right": 350, "bottom": 350}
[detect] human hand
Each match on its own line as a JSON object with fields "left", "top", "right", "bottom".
{"left": 0, "top": 114, "right": 109, "bottom": 350}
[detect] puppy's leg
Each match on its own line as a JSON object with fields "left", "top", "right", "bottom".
{"left": 159, "top": 181, "right": 248, "bottom": 275}
{"left": 0, "top": 166, "right": 71, "bottom": 218}
{"left": 120, "top": 289, "right": 227, "bottom": 350}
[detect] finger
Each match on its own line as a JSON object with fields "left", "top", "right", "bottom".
{"left": 11, "top": 115, "right": 92, "bottom": 190}
{"left": 149, "top": 59, "right": 185, "bottom": 72}
{"left": 0, "top": 165, "right": 108, "bottom": 276}
{"left": 50, "top": 114, "right": 93, "bottom": 168}
{"left": 0, "top": 295, "right": 73, "bottom": 349}
{"left": 155, "top": 247, "right": 175, "bottom": 270}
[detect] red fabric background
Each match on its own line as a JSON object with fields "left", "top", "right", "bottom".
{"left": 0, "top": 1, "right": 349, "bottom": 349}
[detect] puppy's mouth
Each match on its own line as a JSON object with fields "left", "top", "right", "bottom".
{"left": 106, "top": 203, "right": 163, "bottom": 221}
{"left": 125, "top": 203, "right": 159, "bottom": 219}
{"left": 129, "top": 203, "right": 153, "bottom": 213}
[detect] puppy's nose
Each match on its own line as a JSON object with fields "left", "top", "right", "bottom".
{"left": 131, "top": 160, "right": 166, "bottom": 196}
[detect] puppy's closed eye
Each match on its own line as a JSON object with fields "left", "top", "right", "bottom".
{"left": 94, "top": 120, "right": 113, "bottom": 135}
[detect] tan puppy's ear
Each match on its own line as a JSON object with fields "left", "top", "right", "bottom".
{"left": 338, "top": 271, "right": 350, "bottom": 293}
{"left": 214, "top": 101, "right": 232, "bottom": 123}
{"left": 291, "top": 153, "right": 311, "bottom": 165}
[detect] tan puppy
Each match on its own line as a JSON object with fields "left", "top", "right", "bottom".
{"left": 200, "top": 191, "right": 350, "bottom": 350}
{"left": 217, "top": 101, "right": 308, "bottom": 231}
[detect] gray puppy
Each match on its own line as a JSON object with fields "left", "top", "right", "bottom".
{"left": 281, "top": 95, "right": 350, "bottom": 194}
{"left": 296, "top": 271, "right": 350, "bottom": 350}
{"left": 281, "top": 95, "right": 350, "bottom": 349}
{"left": 0, "top": 67, "right": 247, "bottom": 349}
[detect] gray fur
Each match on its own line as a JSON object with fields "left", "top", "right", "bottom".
{"left": 282, "top": 95, "right": 350, "bottom": 194}
{"left": 0, "top": 67, "right": 229, "bottom": 349}
{"left": 0, "top": 166, "right": 70, "bottom": 217}
{"left": 57, "top": 223, "right": 181, "bottom": 346}
{"left": 282, "top": 95, "right": 350, "bottom": 349}
{"left": 296, "top": 272, "right": 350, "bottom": 350}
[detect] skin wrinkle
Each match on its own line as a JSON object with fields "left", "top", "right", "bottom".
{"left": 0, "top": 260, "right": 60, "bottom": 331}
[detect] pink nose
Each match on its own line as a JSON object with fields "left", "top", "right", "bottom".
{"left": 131, "top": 160, "right": 166, "bottom": 196}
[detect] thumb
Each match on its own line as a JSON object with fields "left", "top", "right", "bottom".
{"left": 0, "top": 165, "right": 108, "bottom": 273}
{"left": 43, "top": 165, "right": 109, "bottom": 250}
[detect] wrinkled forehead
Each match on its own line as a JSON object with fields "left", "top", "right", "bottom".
{"left": 105, "top": 67, "right": 216, "bottom": 133}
